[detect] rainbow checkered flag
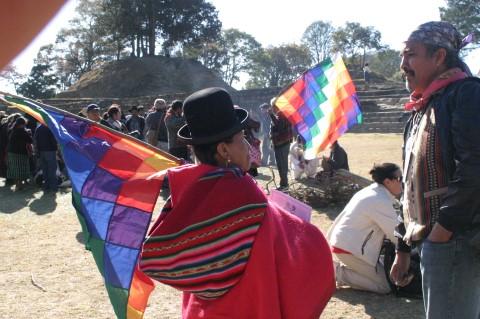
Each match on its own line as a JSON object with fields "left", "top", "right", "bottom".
{"left": 273, "top": 56, "right": 362, "bottom": 159}
{"left": 1, "top": 92, "right": 181, "bottom": 319}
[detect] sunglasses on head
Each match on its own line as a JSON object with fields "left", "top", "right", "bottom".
{"left": 392, "top": 175, "right": 402, "bottom": 182}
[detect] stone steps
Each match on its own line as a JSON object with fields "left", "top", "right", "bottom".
{"left": 351, "top": 107, "right": 410, "bottom": 133}
{"left": 349, "top": 122, "right": 406, "bottom": 133}
{"left": 357, "top": 89, "right": 408, "bottom": 97}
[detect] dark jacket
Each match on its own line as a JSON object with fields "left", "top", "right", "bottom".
{"left": 270, "top": 112, "right": 293, "bottom": 147}
{"left": 146, "top": 110, "right": 168, "bottom": 142}
{"left": 164, "top": 110, "right": 185, "bottom": 150}
{"left": 329, "top": 143, "right": 349, "bottom": 171}
{"left": 7, "top": 127, "right": 33, "bottom": 155}
{"left": 396, "top": 78, "right": 480, "bottom": 252}
{"left": 34, "top": 125, "right": 57, "bottom": 152}
{"left": 126, "top": 115, "right": 145, "bottom": 139}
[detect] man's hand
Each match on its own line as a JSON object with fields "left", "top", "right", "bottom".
{"left": 390, "top": 251, "right": 411, "bottom": 287}
{"left": 427, "top": 223, "right": 452, "bottom": 243}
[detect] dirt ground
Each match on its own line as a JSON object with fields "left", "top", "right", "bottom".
{"left": 0, "top": 133, "right": 425, "bottom": 319}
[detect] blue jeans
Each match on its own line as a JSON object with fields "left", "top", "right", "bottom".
{"left": 261, "top": 137, "right": 275, "bottom": 166}
{"left": 39, "top": 151, "right": 58, "bottom": 191}
{"left": 420, "top": 235, "right": 480, "bottom": 319}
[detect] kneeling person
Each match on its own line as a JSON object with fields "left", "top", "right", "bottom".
{"left": 327, "top": 163, "right": 402, "bottom": 293}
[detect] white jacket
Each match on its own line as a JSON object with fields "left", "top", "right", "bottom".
{"left": 327, "top": 183, "right": 398, "bottom": 267}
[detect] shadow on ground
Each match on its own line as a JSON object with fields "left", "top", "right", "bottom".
{"left": 313, "top": 204, "right": 343, "bottom": 221}
{"left": 76, "top": 231, "right": 84, "bottom": 245}
{"left": 29, "top": 191, "right": 58, "bottom": 215}
{"left": 334, "top": 288, "right": 424, "bottom": 319}
{"left": 0, "top": 184, "right": 37, "bottom": 214}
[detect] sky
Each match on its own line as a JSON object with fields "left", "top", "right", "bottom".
{"left": 4, "top": 0, "right": 480, "bottom": 91}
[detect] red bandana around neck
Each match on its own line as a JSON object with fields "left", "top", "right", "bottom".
{"left": 404, "top": 68, "right": 467, "bottom": 111}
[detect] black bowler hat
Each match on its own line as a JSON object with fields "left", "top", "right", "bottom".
{"left": 177, "top": 87, "right": 248, "bottom": 145}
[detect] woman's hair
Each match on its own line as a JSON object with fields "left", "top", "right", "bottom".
{"left": 192, "top": 135, "right": 235, "bottom": 166}
{"left": 14, "top": 116, "right": 27, "bottom": 128}
{"left": 170, "top": 100, "right": 183, "bottom": 111}
{"left": 369, "top": 162, "right": 400, "bottom": 184}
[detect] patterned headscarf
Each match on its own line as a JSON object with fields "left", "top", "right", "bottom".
{"left": 407, "top": 21, "right": 469, "bottom": 52}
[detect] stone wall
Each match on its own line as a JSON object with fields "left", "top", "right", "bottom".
{"left": 35, "top": 87, "right": 283, "bottom": 114}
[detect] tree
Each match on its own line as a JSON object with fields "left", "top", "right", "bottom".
{"left": 17, "top": 45, "right": 59, "bottom": 99}
{"left": 183, "top": 41, "right": 226, "bottom": 72}
{"left": 246, "top": 44, "right": 312, "bottom": 89}
{"left": 440, "top": 0, "right": 480, "bottom": 47}
{"left": 55, "top": 0, "right": 114, "bottom": 87}
{"left": 52, "top": 0, "right": 223, "bottom": 89}
{"left": 97, "top": 0, "right": 222, "bottom": 57}
{"left": 158, "top": 0, "right": 222, "bottom": 56}
{"left": 0, "top": 65, "right": 25, "bottom": 94}
{"left": 183, "top": 28, "right": 261, "bottom": 86}
{"left": 219, "top": 29, "right": 262, "bottom": 86}
{"left": 368, "top": 48, "right": 402, "bottom": 79}
{"left": 332, "top": 22, "right": 382, "bottom": 66}
{"left": 301, "top": 21, "right": 335, "bottom": 64}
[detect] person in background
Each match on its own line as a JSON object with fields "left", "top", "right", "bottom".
{"left": 145, "top": 98, "right": 168, "bottom": 150}
{"left": 243, "top": 111, "right": 261, "bottom": 177}
{"left": 139, "top": 87, "right": 335, "bottom": 318}
{"left": 269, "top": 101, "right": 293, "bottom": 190}
{"left": 0, "top": 112, "right": 15, "bottom": 183}
{"left": 86, "top": 104, "right": 103, "bottom": 122}
{"left": 104, "top": 104, "right": 128, "bottom": 133}
{"left": 289, "top": 134, "right": 318, "bottom": 180}
{"left": 390, "top": 21, "right": 480, "bottom": 319}
{"left": 34, "top": 124, "right": 58, "bottom": 192}
{"left": 6, "top": 117, "right": 33, "bottom": 191}
{"left": 328, "top": 163, "right": 402, "bottom": 294}
{"left": 164, "top": 100, "right": 189, "bottom": 161}
{"left": 0, "top": 111, "right": 7, "bottom": 123}
{"left": 125, "top": 105, "right": 145, "bottom": 140}
{"left": 325, "top": 140, "right": 349, "bottom": 171}
{"left": 259, "top": 103, "right": 275, "bottom": 166}
{"left": 1, "top": 113, "right": 22, "bottom": 184}
{"left": 363, "top": 63, "right": 371, "bottom": 89}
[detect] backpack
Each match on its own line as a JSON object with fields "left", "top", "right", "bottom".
{"left": 381, "top": 239, "right": 423, "bottom": 299}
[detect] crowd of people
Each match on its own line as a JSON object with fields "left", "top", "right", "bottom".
{"left": 72, "top": 94, "right": 350, "bottom": 189}
{"left": 0, "top": 112, "right": 68, "bottom": 192}
{"left": 2, "top": 19, "right": 479, "bottom": 319}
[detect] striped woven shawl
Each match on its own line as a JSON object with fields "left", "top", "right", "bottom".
{"left": 140, "top": 164, "right": 267, "bottom": 299}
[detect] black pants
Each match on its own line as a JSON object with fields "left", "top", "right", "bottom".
{"left": 274, "top": 143, "right": 290, "bottom": 187}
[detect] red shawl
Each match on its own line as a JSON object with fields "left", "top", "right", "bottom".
{"left": 140, "top": 164, "right": 334, "bottom": 318}
{"left": 404, "top": 68, "right": 467, "bottom": 111}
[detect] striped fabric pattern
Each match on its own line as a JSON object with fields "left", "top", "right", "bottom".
{"left": 140, "top": 169, "right": 267, "bottom": 299}
{"left": 6, "top": 152, "right": 30, "bottom": 179}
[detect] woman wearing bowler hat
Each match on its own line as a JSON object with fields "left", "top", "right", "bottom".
{"left": 139, "top": 87, "right": 334, "bottom": 318}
